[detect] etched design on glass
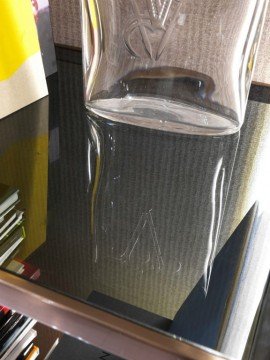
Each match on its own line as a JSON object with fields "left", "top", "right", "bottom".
{"left": 116, "top": 210, "right": 164, "bottom": 271}
{"left": 124, "top": 0, "right": 182, "bottom": 60}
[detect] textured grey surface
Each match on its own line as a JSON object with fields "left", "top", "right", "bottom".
{"left": 49, "top": 0, "right": 82, "bottom": 48}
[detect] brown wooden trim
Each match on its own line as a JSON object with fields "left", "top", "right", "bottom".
{"left": 0, "top": 269, "right": 229, "bottom": 360}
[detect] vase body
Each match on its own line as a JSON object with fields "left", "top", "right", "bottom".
{"left": 82, "top": 0, "right": 268, "bottom": 135}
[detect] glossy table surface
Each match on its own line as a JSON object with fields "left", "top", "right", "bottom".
{"left": 0, "top": 47, "right": 270, "bottom": 360}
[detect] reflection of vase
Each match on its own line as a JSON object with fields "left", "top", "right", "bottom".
{"left": 87, "top": 113, "right": 240, "bottom": 319}
{"left": 86, "top": 93, "right": 270, "bottom": 358}
{"left": 82, "top": 0, "right": 268, "bottom": 135}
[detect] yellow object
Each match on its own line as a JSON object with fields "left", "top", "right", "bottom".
{"left": 0, "top": 0, "right": 40, "bottom": 81}
{"left": 0, "top": 0, "right": 48, "bottom": 119}
{"left": 0, "top": 98, "right": 49, "bottom": 259}
{"left": 89, "top": 0, "right": 98, "bottom": 29}
{"left": 0, "top": 134, "right": 49, "bottom": 259}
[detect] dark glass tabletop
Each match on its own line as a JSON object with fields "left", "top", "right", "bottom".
{"left": 0, "top": 47, "right": 270, "bottom": 359}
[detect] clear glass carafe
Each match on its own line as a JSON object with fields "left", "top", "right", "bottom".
{"left": 81, "top": 0, "right": 268, "bottom": 135}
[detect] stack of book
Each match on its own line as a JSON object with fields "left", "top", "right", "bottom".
{"left": 0, "top": 184, "right": 25, "bottom": 266}
{"left": 5, "top": 260, "right": 41, "bottom": 281}
{"left": 0, "top": 259, "right": 41, "bottom": 360}
{"left": 0, "top": 183, "right": 40, "bottom": 359}
{"left": 0, "top": 309, "right": 37, "bottom": 360}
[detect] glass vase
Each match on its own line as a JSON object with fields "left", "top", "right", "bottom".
{"left": 81, "top": 0, "right": 268, "bottom": 135}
